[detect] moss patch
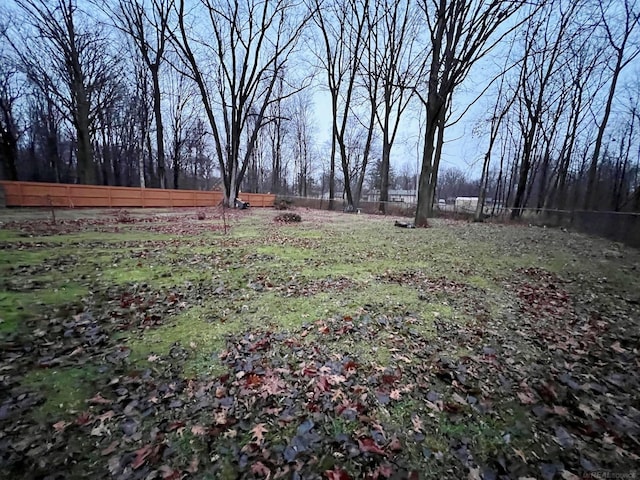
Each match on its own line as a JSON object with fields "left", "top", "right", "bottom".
{"left": 22, "top": 366, "right": 99, "bottom": 420}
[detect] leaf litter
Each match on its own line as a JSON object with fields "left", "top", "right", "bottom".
{"left": 0, "top": 211, "right": 639, "bottom": 479}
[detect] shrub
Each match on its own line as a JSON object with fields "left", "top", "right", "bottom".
{"left": 275, "top": 199, "right": 293, "bottom": 210}
{"left": 274, "top": 212, "right": 301, "bottom": 223}
{"left": 114, "top": 209, "right": 134, "bottom": 223}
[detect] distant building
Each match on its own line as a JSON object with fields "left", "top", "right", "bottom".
{"left": 364, "top": 189, "right": 418, "bottom": 203}
{"left": 455, "top": 197, "right": 479, "bottom": 212}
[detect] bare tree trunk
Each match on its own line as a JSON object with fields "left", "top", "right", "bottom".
{"left": 584, "top": 0, "right": 640, "bottom": 209}
{"left": 152, "top": 71, "right": 166, "bottom": 189}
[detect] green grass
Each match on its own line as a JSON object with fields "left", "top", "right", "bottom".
{"left": 21, "top": 365, "right": 99, "bottom": 421}
{"left": 0, "top": 283, "right": 87, "bottom": 334}
{"left": 126, "top": 306, "right": 240, "bottom": 377}
{"left": 1, "top": 207, "right": 640, "bottom": 477}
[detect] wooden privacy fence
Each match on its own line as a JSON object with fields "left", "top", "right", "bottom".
{"left": 0, "top": 181, "right": 275, "bottom": 208}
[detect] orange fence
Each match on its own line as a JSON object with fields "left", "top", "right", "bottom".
{"left": 0, "top": 181, "right": 275, "bottom": 208}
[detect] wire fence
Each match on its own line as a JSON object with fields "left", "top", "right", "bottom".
{"left": 278, "top": 195, "right": 640, "bottom": 248}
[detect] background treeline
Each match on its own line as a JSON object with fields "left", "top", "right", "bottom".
{"left": 0, "top": 0, "right": 639, "bottom": 221}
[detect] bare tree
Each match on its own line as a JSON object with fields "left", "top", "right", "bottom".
{"left": 312, "top": 0, "right": 369, "bottom": 210}
{"left": 584, "top": 0, "right": 640, "bottom": 209}
{"left": 509, "top": 0, "right": 582, "bottom": 218}
{"left": 5, "top": 0, "right": 120, "bottom": 184}
{"left": 291, "top": 92, "right": 315, "bottom": 197}
{"left": 173, "top": 0, "right": 312, "bottom": 206}
{"left": 413, "top": 0, "right": 530, "bottom": 226}
{"left": 366, "top": 0, "right": 423, "bottom": 213}
{"left": 114, "top": 0, "right": 172, "bottom": 189}
{"left": 0, "top": 51, "right": 21, "bottom": 180}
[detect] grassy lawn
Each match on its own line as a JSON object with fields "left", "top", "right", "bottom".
{"left": 0, "top": 207, "right": 639, "bottom": 479}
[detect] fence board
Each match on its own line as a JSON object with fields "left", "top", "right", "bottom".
{"left": 0, "top": 181, "right": 274, "bottom": 209}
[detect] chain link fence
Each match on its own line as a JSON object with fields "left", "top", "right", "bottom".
{"left": 277, "top": 195, "right": 640, "bottom": 248}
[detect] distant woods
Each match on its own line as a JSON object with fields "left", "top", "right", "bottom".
{"left": 0, "top": 0, "right": 639, "bottom": 213}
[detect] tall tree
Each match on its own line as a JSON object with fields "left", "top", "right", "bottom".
{"left": 115, "top": 0, "right": 172, "bottom": 189}
{"left": 414, "top": 0, "right": 530, "bottom": 226}
{"left": 173, "top": 0, "right": 312, "bottom": 206}
{"left": 0, "top": 52, "right": 20, "bottom": 180}
{"left": 366, "top": 0, "right": 423, "bottom": 213}
{"left": 6, "top": 0, "right": 119, "bottom": 184}
{"left": 510, "top": 0, "right": 581, "bottom": 218}
{"left": 583, "top": 0, "right": 640, "bottom": 209}
{"left": 312, "top": 0, "right": 369, "bottom": 210}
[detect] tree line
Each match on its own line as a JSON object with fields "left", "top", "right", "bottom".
{"left": 1, "top": 0, "right": 639, "bottom": 223}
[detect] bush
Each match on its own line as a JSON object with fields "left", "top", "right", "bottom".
{"left": 274, "top": 212, "right": 301, "bottom": 223}
{"left": 275, "top": 198, "right": 293, "bottom": 210}
{"left": 114, "top": 209, "right": 134, "bottom": 223}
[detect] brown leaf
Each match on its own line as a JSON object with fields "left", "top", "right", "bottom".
{"left": 552, "top": 405, "right": 568, "bottom": 416}
{"left": 452, "top": 393, "right": 467, "bottom": 405}
{"left": 159, "top": 465, "right": 180, "bottom": 480}
{"left": 373, "top": 464, "right": 393, "bottom": 478}
{"left": 578, "top": 403, "right": 596, "bottom": 418}
{"left": 611, "top": 341, "right": 626, "bottom": 353}
{"left": 358, "top": 437, "right": 387, "bottom": 456}
{"left": 53, "top": 420, "right": 70, "bottom": 432}
{"left": 131, "top": 444, "right": 153, "bottom": 469}
{"left": 560, "top": 471, "right": 580, "bottom": 480}
{"left": 101, "top": 440, "right": 119, "bottom": 456}
{"left": 251, "top": 461, "right": 271, "bottom": 478}
{"left": 187, "top": 456, "right": 199, "bottom": 474}
{"left": 468, "top": 466, "right": 481, "bottom": 480}
{"left": 75, "top": 412, "right": 92, "bottom": 426}
{"left": 86, "top": 393, "right": 112, "bottom": 405}
{"left": 325, "top": 467, "right": 351, "bottom": 480}
{"left": 512, "top": 448, "right": 527, "bottom": 462}
{"left": 390, "top": 390, "right": 402, "bottom": 401}
{"left": 251, "top": 423, "right": 268, "bottom": 444}
{"left": 517, "top": 391, "right": 536, "bottom": 405}
{"left": 191, "top": 425, "right": 207, "bottom": 436}
{"left": 411, "top": 414, "right": 424, "bottom": 433}
{"left": 388, "top": 436, "right": 402, "bottom": 452}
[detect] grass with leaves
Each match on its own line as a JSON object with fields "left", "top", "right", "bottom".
{"left": 0, "top": 207, "right": 639, "bottom": 478}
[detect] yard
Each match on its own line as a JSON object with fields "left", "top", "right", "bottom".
{"left": 0, "top": 207, "right": 639, "bottom": 479}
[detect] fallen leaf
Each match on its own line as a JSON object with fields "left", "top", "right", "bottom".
{"left": 468, "top": 466, "right": 481, "bottom": 480}
{"left": 251, "top": 423, "right": 268, "bottom": 445}
{"left": 53, "top": 420, "right": 69, "bottom": 432}
{"left": 452, "top": 393, "right": 467, "bottom": 405}
{"left": 101, "top": 440, "right": 119, "bottom": 456}
{"left": 131, "top": 444, "right": 153, "bottom": 469}
{"left": 325, "top": 467, "right": 351, "bottom": 480}
{"left": 187, "top": 456, "right": 199, "bottom": 474}
{"left": 560, "top": 471, "right": 580, "bottom": 480}
{"left": 611, "top": 341, "right": 626, "bottom": 353}
{"left": 517, "top": 391, "right": 536, "bottom": 405}
{"left": 513, "top": 448, "right": 527, "bottom": 462}
{"left": 555, "top": 426, "right": 574, "bottom": 449}
{"left": 358, "top": 437, "right": 386, "bottom": 456}
{"left": 578, "top": 403, "right": 596, "bottom": 418}
{"left": 251, "top": 461, "right": 271, "bottom": 478}
{"left": 411, "top": 414, "right": 424, "bottom": 433}
{"left": 86, "top": 393, "right": 112, "bottom": 405}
